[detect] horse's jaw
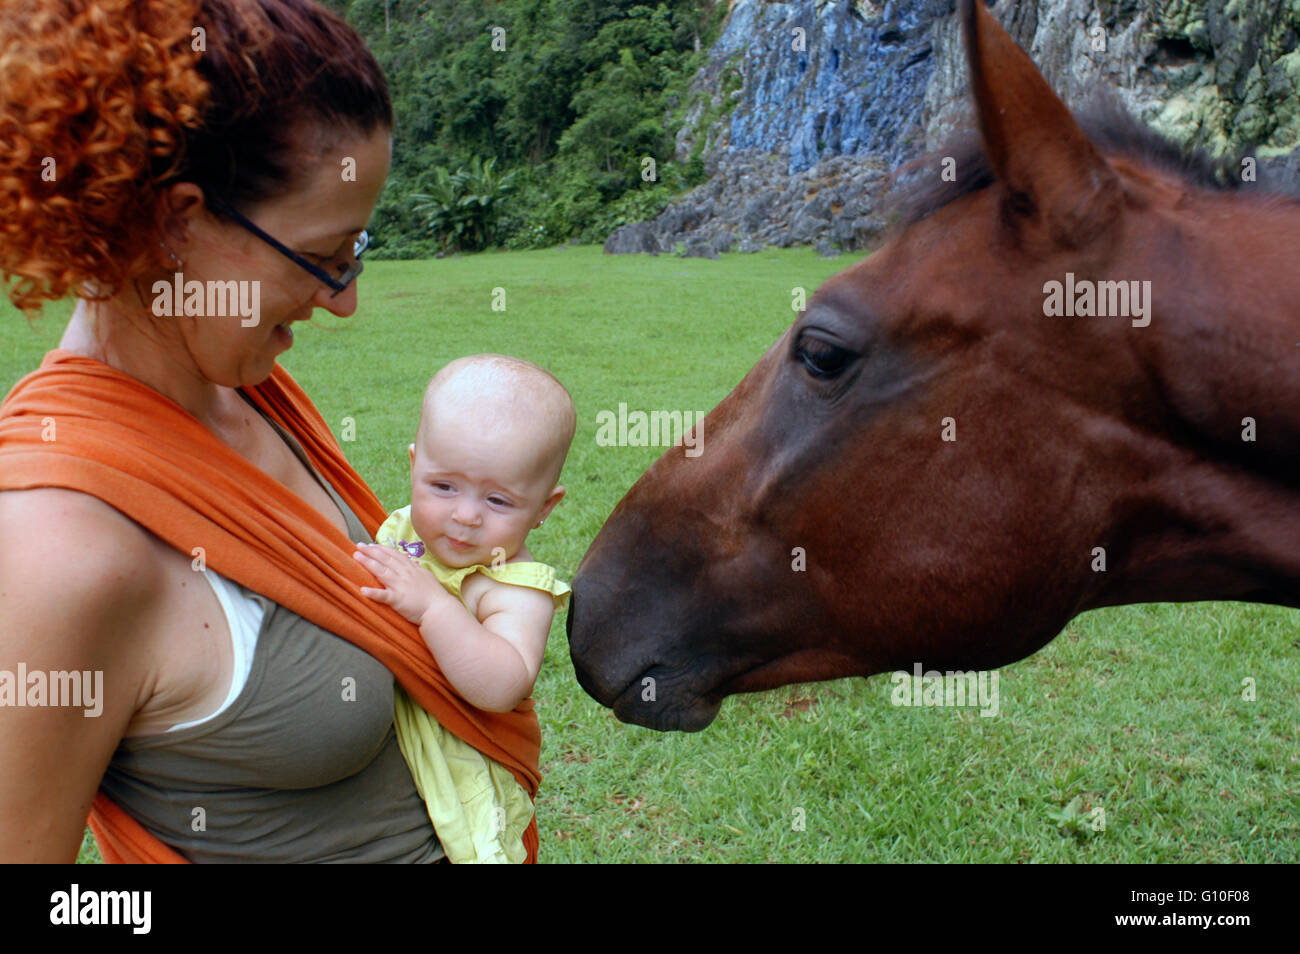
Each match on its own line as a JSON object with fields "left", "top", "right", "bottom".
{"left": 568, "top": 573, "right": 885, "bottom": 731}
{"left": 609, "top": 678, "right": 723, "bottom": 733}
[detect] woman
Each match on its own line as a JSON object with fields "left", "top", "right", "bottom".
{"left": 0, "top": 0, "right": 540, "bottom": 862}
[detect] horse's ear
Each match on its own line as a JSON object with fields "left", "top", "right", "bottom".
{"left": 961, "top": 0, "right": 1120, "bottom": 245}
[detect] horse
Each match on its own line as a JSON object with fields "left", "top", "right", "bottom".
{"left": 566, "top": 0, "right": 1300, "bottom": 732}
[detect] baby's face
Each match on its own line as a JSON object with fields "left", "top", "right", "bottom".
{"left": 408, "top": 421, "right": 562, "bottom": 569}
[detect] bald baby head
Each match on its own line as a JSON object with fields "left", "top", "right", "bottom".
{"left": 416, "top": 354, "right": 576, "bottom": 489}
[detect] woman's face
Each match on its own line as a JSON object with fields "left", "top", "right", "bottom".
{"left": 168, "top": 125, "right": 392, "bottom": 388}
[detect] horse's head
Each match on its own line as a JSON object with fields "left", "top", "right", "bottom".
{"left": 568, "top": 0, "right": 1300, "bottom": 731}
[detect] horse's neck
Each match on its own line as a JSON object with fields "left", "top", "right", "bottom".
{"left": 1093, "top": 202, "right": 1300, "bottom": 610}
{"left": 1150, "top": 197, "right": 1300, "bottom": 469}
{"left": 1091, "top": 450, "right": 1300, "bottom": 610}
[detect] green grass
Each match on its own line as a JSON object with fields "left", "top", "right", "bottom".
{"left": 4, "top": 245, "right": 1297, "bottom": 863}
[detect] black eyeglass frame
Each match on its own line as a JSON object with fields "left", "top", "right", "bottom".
{"left": 206, "top": 196, "right": 369, "bottom": 297}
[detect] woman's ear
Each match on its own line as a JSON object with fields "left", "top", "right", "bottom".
{"left": 155, "top": 182, "right": 205, "bottom": 267}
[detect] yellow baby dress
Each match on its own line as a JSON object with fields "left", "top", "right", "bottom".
{"left": 376, "top": 505, "right": 571, "bottom": 864}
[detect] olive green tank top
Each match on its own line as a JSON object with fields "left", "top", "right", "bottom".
{"left": 98, "top": 393, "right": 443, "bottom": 863}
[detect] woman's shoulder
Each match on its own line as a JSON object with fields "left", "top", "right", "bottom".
{"left": 0, "top": 487, "right": 168, "bottom": 861}
{"left": 0, "top": 485, "right": 159, "bottom": 546}
{"left": 0, "top": 487, "right": 168, "bottom": 619}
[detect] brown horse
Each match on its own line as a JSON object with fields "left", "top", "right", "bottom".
{"left": 567, "top": 0, "right": 1300, "bottom": 731}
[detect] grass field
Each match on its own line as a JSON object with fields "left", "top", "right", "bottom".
{"left": 3, "top": 245, "right": 1296, "bottom": 863}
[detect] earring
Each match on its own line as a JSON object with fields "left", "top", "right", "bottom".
{"left": 159, "top": 241, "right": 182, "bottom": 268}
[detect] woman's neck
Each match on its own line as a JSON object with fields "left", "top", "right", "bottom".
{"left": 60, "top": 297, "right": 232, "bottom": 427}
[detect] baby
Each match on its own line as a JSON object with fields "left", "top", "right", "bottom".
{"left": 352, "top": 353, "right": 575, "bottom": 862}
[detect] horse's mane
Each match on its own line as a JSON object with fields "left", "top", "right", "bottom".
{"left": 893, "top": 91, "right": 1300, "bottom": 227}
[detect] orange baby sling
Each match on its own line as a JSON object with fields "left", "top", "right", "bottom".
{"left": 0, "top": 349, "right": 541, "bottom": 863}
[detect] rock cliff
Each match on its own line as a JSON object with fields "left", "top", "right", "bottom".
{"left": 606, "top": 0, "right": 1300, "bottom": 256}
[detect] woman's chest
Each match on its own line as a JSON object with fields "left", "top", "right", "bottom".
{"left": 129, "top": 545, "right": 396, "bottom": 786}
{"left": 220, "top": 402, "right": 351, "bottom": 538}
{"left": 126, "top": 402, "right": 365, "bottom": 737}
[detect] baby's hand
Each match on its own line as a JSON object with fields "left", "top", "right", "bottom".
{"left": 353, "top": 542, "right": 445, "bottom": 625}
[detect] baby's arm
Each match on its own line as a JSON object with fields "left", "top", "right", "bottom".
{"left": 353, "top": 543, "right": 553, "bottom": 712}
{"left": 425, "top": 573, "right": 553, "bottom": 713}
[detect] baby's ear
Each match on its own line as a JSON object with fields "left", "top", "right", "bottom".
{"left": 539, "top": 485, "right": 565, "bottom": 521}
{"left": 408, "top": 443, "right": 415, "bottom": 469}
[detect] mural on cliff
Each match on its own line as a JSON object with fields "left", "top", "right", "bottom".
{"left": 606, "top": 0, "right": 1300, "bottom": 256}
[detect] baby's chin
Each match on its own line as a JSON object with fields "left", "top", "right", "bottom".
{"left": 434, "top": 540, "right": 516, "bottom": 569}
{"left": 433, "top": 545, "right": 484, "bottom": 569}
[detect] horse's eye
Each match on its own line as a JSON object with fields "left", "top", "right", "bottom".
{"left": 795, "top": 336, "right": 855, "bottom": 378}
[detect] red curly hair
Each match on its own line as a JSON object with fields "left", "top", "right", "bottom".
{"left": 0, "top": 0, "right": 392, "bottom": 316}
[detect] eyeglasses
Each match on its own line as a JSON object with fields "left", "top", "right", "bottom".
{"left": 206, "top": 196, "right": 369, "bottom": 297}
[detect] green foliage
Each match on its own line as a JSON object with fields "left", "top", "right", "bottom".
{"left": 497, "top": 154, "right": 703, "bottom": 250}
{"left": 498, "top": 164, "right": 604, "bottom": 250}
{"left": 579, "top": 161, "right": 698, "bottom": 242}
{"left": 333, "top": 0, "right": 730, "bottom": 254}
{"left": 411, "top": 157, "right": 519, "bottom": 252}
